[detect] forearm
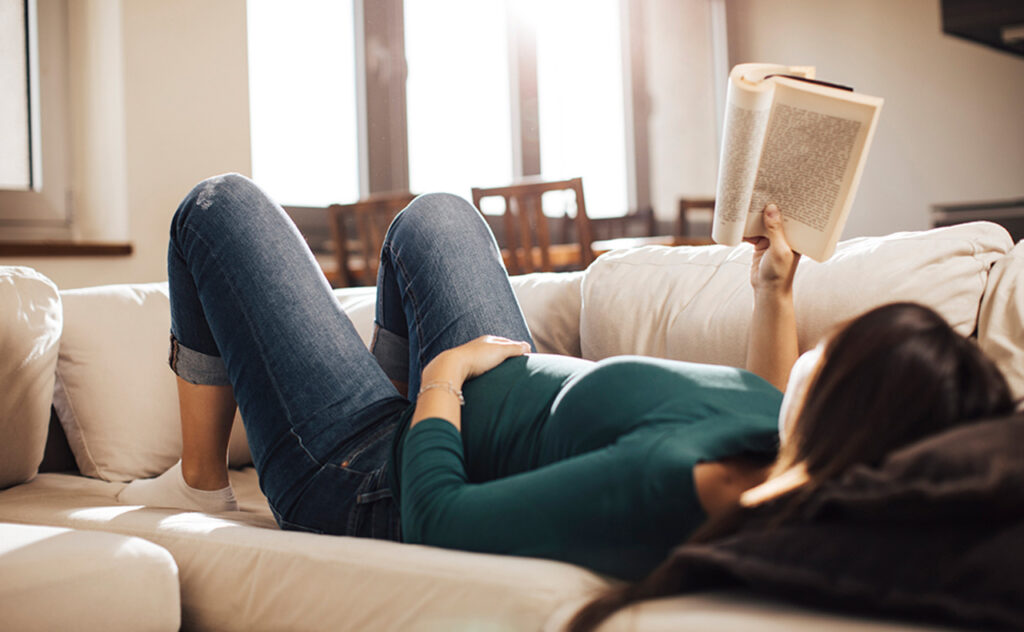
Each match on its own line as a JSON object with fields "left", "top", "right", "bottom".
{"left": 411, "top": 354, "right": 465, "bottom": 430}
{"left": 409, "top": 336, "right": 530, "bottom": 430}
{"left": 747, "top": 289, "right": 799, "bottom": 392}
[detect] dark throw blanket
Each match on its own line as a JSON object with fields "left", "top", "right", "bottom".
{"left": 668, "top": 414, "right": 1024, "bottom": 630}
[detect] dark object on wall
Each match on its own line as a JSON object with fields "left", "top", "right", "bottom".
{"left": 941, "top": 0, "right": 1024, "bottom": 58}
{"left": 932, "top": 198, "right": 1024, "bottom": 242}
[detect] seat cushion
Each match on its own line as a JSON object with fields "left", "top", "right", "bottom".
{"left": 0, "top": 471, "right": 944, "bottom": 632}
{"left": 0, "top": 267, "right": 61, "bottom": 489}
{"left": 0, "top": 469, "right": 605, "bottom": 631}
{"left": 580, "top": 222, "right": 1013, "bottom": 367}
{"left": 0, "top": 522, "right": 179, "bottom": 632}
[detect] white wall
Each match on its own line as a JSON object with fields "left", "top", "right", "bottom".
{"left": 725, "top": 0, "right": 1024, "bottom": 238}
{"left": 7, "top": 0, "right": 1022, "bottom": 288}
{"left": 643, "top": 0, "right": 721, "bottom": 222}
{"left": 0, "top": 0, "right": 251, "bottom": 288}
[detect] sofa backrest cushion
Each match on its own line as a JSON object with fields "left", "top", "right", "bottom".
{"left": 0, "top": 267, "right": 62, "bottom": 489}
{"left": 510, "top": 271, "right": 584, "bottom": 357}
{"left": 52, "top": 283, "right": 252, "bottom": 482}
{"left": 580, "top": 222, "right": 1013, "bottom": 368}
{"left": 323, "top": 272, "right": 584, "bottom": 357}
{"left": 50, "top": 271, "right": 582, "bottom": 482}
{"left": 978, "top": 240, "right": 1024, "bottom": 403}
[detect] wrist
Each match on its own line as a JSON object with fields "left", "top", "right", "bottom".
{"left": 422, "top": 350, "right": 467, "bottom": 386}
{"left": 753, "top": 285, "right": 794, "bottom": 303}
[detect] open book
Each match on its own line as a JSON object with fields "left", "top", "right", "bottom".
{"left": 712, "top": 63, "right": 883, "bottom": 262}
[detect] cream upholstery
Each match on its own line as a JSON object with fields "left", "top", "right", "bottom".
{"left": 51, "top": 282, "right": 252, "bottom": 482}
{"left": 0, "top": 267, "right": 61, "bottom": 489}
{"left": 0, "top": 522, "right": 179, "bottom": 632}
{"left": 0, "top": 471, "right": 937, "bottom": 632}
{"left": 0, "top": 223, "right": 1015, "bottom": 631}
{"left": 978, "top": 240, "right": 1024, "bottom": 401}
{"left": 580, "top": 222, "right": 1012, "bottom": 367}
{"left": 49, "top": 273, "right": 582, "bottom": 484}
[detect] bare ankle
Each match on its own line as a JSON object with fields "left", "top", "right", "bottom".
{"left": 180, "top": 460, "right": 230, "bottom": 491}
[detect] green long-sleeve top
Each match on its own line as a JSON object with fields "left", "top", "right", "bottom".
{"left": 391, "top": 354, "right": 782, "bottom": 581}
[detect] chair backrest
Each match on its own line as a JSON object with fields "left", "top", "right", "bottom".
{"left": 470, "top": 177, "right": 594, "bottom": 275}
{"left": 677, "top": 197, "right": 716, "bottom": 237}
{"left": 328, "top": 192, "right": 418, "bottom": 287}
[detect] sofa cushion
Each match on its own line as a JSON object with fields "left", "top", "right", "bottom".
{"left": 978, "top": 240, "right": 1024, "bottom": 402}
{"left": 0, "top": 267, "right": 61, "bottom": 489}
{"left": 51, "top": 273, "right": 582, "bottom": 483}
{"left": 0, "top": 471, "right": 937, "bottom": 632}
{"left": 333, "top": 272, "right": 584, "bottom": 356}
{"left": 511, "top": 271, "right": 584, "bottom": 356}
{"left": 0, "top": 522, "right": 180, "bottom": 632}
{"left": 52, "top": 283, "right": 252, "bottom": 482}
{"left": 580, "top": 222, "right": 1013, "bottom": 368}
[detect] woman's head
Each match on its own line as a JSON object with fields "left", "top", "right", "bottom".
{"left": 776, "top": 302, "right": 1015, "bottom": 482}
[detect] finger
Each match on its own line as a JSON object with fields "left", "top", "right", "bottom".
{"left": 762, "top": 204, "right": 795, "bottom": 252}
{"left": 761, "top": 204, "right": 783, "bottom": 234}
{"left": 748, "top": 236, "right": 769, "bottom": 252}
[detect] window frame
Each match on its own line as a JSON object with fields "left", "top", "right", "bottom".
{"left": 0, "top": 0, "right": 73, "bottom": 241}
{"left": 331, "top": 0, "right": 648, "bottom": 215}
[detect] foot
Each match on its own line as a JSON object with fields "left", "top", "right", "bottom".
{"left": 117, "top": 460, "right": 238, "bottom": 513}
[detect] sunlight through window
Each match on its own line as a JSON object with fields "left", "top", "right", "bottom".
{"left": 405, "top": 0, "right": 513, "bottom": 202}
{"left": 535, "top": 0, "right": 628, "bottom": 218}
{"left": 247, "top": 0, "right": 359, "bottom": 206}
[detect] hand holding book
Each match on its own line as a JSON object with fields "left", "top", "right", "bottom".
{"left": 746, "top": 203, "right": 801, "bottom": 296}
{"left": 712, "top": 63, "right": 883, "bottom": 262}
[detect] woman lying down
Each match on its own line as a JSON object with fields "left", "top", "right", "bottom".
{"left": 118, "top": 174, "right": 1015, "bottom": 628}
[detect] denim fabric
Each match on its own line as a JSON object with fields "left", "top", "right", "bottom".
{"left": 167, "top": 175, "right": 532, "bottom": 539}
{"left": 373, "top": 192, "right": 536, "bottom": 396}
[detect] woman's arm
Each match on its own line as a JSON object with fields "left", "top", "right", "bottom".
{"left": 411, "top": 335, "right": 531, "bottom": 430}
{"left": 745, "top": 204, "right": 801, "bottom": 391}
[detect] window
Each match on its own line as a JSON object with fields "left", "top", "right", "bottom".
{"left": 246, "top": 0, "right": 359, "bottom": 206}
{"left": 0, "top": 0, "right": 72, "bottom": 240}
{"left": 405, "top": 0, "right": 513, "bottom": 201}
{"left": 0, "top": 0, "right": 33, "bottom": 190}
{"left": 245, "top": 0, "right": 643, "bottom": 220}
{"left": 535, "top": 0, "right": 628, "bottom": 218}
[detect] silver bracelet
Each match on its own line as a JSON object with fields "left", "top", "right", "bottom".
{"left": 418, "top": 381, "right": 465, "bottom": 406}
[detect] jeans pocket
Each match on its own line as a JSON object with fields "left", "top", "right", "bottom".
{"left": 349, "top": 466, "right": 401, "bottom": 541}
{"left": 336, "top": 419, "right": 397, "bottom": 475}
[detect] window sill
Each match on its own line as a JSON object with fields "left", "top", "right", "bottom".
{"left": 0, "top": 241, "right": 133, "bottom": 257}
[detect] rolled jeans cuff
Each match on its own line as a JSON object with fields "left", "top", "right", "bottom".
{"left": 168, "top": 334, "right": 231, "bottom": 386}
{"left": 371, "top": 324, "right": 409, "bottom": 384}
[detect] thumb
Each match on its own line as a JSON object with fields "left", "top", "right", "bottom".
{"left": 762, "top": 203, "right": 783, "bottom": 235}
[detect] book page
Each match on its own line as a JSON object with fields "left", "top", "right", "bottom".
{"left": 713, "top": 103, "right": 770, "bottom": 245}
{"left": 743, "top": 79, "right": 882, "bottom": 261}
{"left": 711, "top": 66, "right": 781, "bottom": 246}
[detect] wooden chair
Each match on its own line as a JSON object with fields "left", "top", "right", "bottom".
{"left": 471, "top": 177, "right": 595, "bottom": 275}
{"left": 677, "top": 197, "right": 716, "bottom": 237}
{"left": 327, "top": 192, "right": 418, "bottom": 287}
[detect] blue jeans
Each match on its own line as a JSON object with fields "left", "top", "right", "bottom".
{"left": 167, "top": 174, "right": 533, "bottom": 539}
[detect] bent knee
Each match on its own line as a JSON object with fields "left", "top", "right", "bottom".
{"left": 405, "top": 192, "right": 478, "bottom": 223}
{"left": 387, "top": 192, "right": 486, "bottom": 243}
{"left": 174, "top": 173, "right": 266, "bottom": 231}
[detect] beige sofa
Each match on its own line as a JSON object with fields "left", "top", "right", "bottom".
{"left": 1, "top": 221, "right": 1021, "bottom": 631}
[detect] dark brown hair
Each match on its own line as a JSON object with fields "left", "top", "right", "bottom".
{"left": 568, "top": 302, "right": 1015, "bottom": 632}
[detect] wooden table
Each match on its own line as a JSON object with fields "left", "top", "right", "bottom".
{"left": 319, "top": 235, "right": 714, "bottom": 287}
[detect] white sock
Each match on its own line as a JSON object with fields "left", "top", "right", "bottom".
{"left": 117, "top": 460, "right": 237, "bottom": 513}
